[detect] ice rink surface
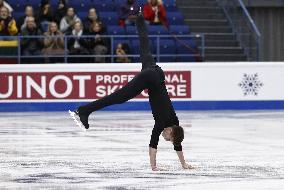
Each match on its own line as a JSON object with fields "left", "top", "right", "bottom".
{"left": 1, "top": 110, "right": 284, "bottom": 190}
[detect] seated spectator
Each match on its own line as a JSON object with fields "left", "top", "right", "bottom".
{"left": 42, "top": 22, "right": 65, "bottom": 63}
{"left": 17, "top": 5, "right": 37, "bottom": 32}
{"left": 66, "top": 21, "right": 89, "bottom": 63}
{"left": 21, "top": 17, "right": 42, "bottom": 54}
{"left": 60, "top": 7, "right": 81, "bottom": 34}
{"left": 54, "top": 0, "right": 67, "bottom": 25}
{"left": 87, "top": 20, "right": 109, "bottom": 63}
{"left": 116, "top": 43, "right": 131, "bottom": 63}
{"left": 37, "top": 0, "right": 54, "bottom": 32}
{"left": 21, "top": 17, "right": 43, "bottom": 63}
{"left": 83, "top": 8, "right": 100, "bottom": 33}
{"left": 0, "top": 6, "right": 18, "bottom": 37}
{"left": 143, "top": 0, "right": 168, "bottom": 26}
{"left": 0, "top": 0, "right": 13, "bottom": 15}
{"left": 119, "top": 0, "right": 139, "bottom": 27}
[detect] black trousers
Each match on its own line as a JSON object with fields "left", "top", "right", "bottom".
{"left": 79, "top": 15, "right": 173, "bottom": 119}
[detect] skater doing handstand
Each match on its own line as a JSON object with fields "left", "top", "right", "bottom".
{"left": 74, "top": 13, "right": 193, "bottom": 171}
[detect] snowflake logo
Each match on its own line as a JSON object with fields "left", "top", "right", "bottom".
{"left": 239, "top": 73, "right": 264, "bottom": 96}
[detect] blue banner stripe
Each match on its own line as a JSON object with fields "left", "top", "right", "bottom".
{"left": 1, "top": 101, "right": 284, "bottom": 112}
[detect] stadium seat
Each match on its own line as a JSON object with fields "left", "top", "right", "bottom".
{"left": 156, "top": 39, "right": 176, "bottom": 62}
{"left": 175, "top": 38, "right": 198, "bottom": 62}
{"left": 26, "top": 0, "right": 40, "bottom": 6}
{"left": 12, "top": 3, "right": 28, "bottom": 12}
{"left": 130, "top": 39, "right": 140, "bottom": 55}
{"left": 167, "top": 12, "right": 184, "bottom": 25}
{"left": 12, "top": 12, "right": 23, "bottom": 20}
{"left": 107, "top": 25, "right": 126, "bottom": 35}
{"left": 99, "top": 12, "right": 119, "bottom": 25}
{"left": 163, "top": 0, "right": 176, "bottom": 5}
{"left": 169, "top": 25, "right": 190, "bottom": 35}
{"left": 125, "top": 26, "right": 138, "bottom": 35}
{"left": 148, "top": 25, "right": 169, "bottom": 35}
{"left": 163, "top": 0, "right": 178, "bottom": 11}
{"left": 94, "top": 3, "right": 115, "bottom": 12}
{"left": 77, "top": 12, "right": 88, "bottom": 19}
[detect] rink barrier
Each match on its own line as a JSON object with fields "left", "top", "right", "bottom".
{"left": 1, "top": 62, "right": 284, "bottom": 111}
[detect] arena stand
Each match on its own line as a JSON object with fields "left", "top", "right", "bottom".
{"left": 0, "top": 0, "right": 200, "bottom": 64}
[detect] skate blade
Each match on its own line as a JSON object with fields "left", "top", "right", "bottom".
{"left": 68, "top": 110, "right": 87, "bottom": 132}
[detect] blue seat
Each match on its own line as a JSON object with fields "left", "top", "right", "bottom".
{"left": 12, "top": 3, "right": 28, "bottom": 11}
{"left": 163, "top": 0, "right": 176, "bottom": 5}
{"left": 157, "top": 40, "right": 176, "bottom": 62}
{"left": 130, "top": 39, "right": 140, "bottom": 55}
{"left": 169, "top": 25, "right": 190, "bottom": 35}
{"left": 12, "top": 12, "right": 23, "bottom": 20}
{"left": 107, "top": 25, "right": 125, "bottom": 35}
{"left": 125, "top": 26, "right": 138, "bottom": 35}
{"left": 100, "top": 12, "right": 119, "bottom": 25}
{"left": 148, "top": 25, "right": 169, "bottom": 35}
{"left": 95, "top": 3, "right": 114, "bottom": 12}
{"left": 167, "top": 12, "right": 184, "bottom": 25}
{"left": 69, "top": 1, "right": 83, "bottom": 6}
{"left": 77, "top": 12, "right": 88, "bottom": 19}
{"left": 26, "top": 0, "right": 40, "bottom": 6}
{"left": 175, "top": 39, "right": 198, "bottom": 62}
{"left": 163, "top": 0, "right": 178, "bottom": 11}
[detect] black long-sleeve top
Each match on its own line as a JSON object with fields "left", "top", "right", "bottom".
{"left": 148, "top": 68, "right": 182, "bottom": 151}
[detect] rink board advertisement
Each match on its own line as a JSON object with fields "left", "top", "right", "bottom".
{"left": 1, "top": 62, "right": 284, "bottom": 111}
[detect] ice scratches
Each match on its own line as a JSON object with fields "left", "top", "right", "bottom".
{"left": 1, "top": 111, "right": 284, "bottom": 189}
{"left": 103, "top": 187, "right": 143, "bottom": 190}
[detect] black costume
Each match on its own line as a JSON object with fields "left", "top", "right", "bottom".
{"left": 77, "top": 15, "right": 182, "bottom": 151}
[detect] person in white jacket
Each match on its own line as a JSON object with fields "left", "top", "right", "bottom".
{"left": 60, "top": 7, "right": 81, "bottom": 34}
{"left": 0, "top": 0, "right": 13, "bottom": 15}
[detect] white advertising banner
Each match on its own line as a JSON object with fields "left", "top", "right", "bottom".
{"left": 0, "top": 62, "right": 284, "bottom": 111}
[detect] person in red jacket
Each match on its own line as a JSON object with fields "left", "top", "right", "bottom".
{"left": 143, "top": 0, "right": 168, "bottom": 27}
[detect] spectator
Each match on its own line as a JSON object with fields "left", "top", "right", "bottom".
{"left": 37, "top": 0, "right": 54, "bottom": 32}
{"left": 87, "top": 20, "right": 109, "bottom": 63}
{"left": 83, "top": 8, "right": 99, "bottom": 33}
{"left": 54, "top": 0, "right": 67, "bottom": 25}
{"left": 143, "top": 0, "right": 168, "bottom": 26}
{"left": 0, "top": 0, "right": 13, "bottom": 15}
{"left": 115, "top": 43, "right": 131, "bottom": 63}
{"left": 42, "top": 22, "right": 65, "bottom": 63}
{"left": 17, "top": 5, "right": 37, "bottom": 32}
{"left": 66, "top": 21, "right": 89, "bottom": 63}
{"left": 60, "top": 7, "right": 81, "bottom": 34}
{"left": 21, "top": 17, "right": 43, "bottom": 63}
{"left": 0, "top": 6, "right": 18, "bottom": 37}
{"left": 119, "top": 0, "right": 139, "bottom": 27}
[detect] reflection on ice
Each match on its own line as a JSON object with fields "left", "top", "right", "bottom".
{"left": 0, "top": 111, "right": 284, "bottom": 189}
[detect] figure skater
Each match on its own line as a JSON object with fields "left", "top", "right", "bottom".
{"left": 71, "top": 13, "right": 193, "bottom": 171}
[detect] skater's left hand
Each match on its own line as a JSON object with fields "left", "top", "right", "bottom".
{"left": 182, "top": 163, "right": 194, "bottom": 169}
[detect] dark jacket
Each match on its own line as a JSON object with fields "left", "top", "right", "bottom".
{"left": 87, "top": 31, "right": 110, "bottom": 51}
{"left": 66, "top": 30, "right": 89, "bottom": 50}
{"left": 21, "top": 27, "right": 43, "bottom": 51}
{"left": 54, "top": 7, "right": 67, "bottom": 25}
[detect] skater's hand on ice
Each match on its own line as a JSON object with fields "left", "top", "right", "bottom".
{"left": 182, "top": 163, "right": 194, "bottom": 170}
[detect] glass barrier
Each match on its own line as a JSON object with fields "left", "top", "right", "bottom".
{"left": 0, "top": 34, "right": 204, "bottom": 64}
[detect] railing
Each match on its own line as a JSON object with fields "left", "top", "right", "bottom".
{"left": 217, "top": 0, "right": 261, "bottom": 61}
{"left": 0, "top": 34, "right": 205, "bottom": 64}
